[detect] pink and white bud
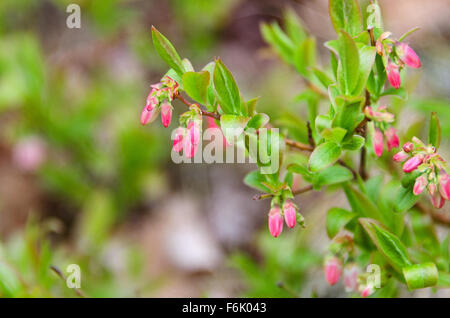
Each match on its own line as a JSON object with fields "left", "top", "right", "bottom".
{"left": 438, "top": 171, "right": 450, "bottom": 201}
{"left": 268, "top": 206, "right": 283, "bottom": 238}
{"left": 431, "top": 191, "right": 445, "bottom": 209}
{"left": 385, "top": 127, "right": 399, "bottom": 152}
{"left": 386, "top": 61, "right": 401, "bottom": 89}
{"left": 428, "top": 182, "right": 437, "bottom": 196}
{"left": 373, "top": 128, "right": 384, "bottom": 157}
{"left": 12, "top": 136, "right": 46, "bottom": 172}
{"left": 184, "top": 121, "right": 201, "bottom": 158}
{"left": 324, "top": 256, "right": 342, "bottom": 286}
{"left": 402, "top": 155, "right": 423, "bottom": 173}
{"left": 396, "top": 42, "right": 421, "bottom": 69}
{"left": 413, "top": 174, "right": 428, "bottom": 195}
{"left": 361, "top": 285, "right": 374, "bottom": 298}
{"left": 393, "top": 151, "right": 409, "bottom": 162}
{"left": 160, "top": 102, "right": 173, "bottom": 128}
{"left": 282, "top": 200, "right": 297, "bottom": 229}
{"left": 172, "top": 127, "right": 185, "bottom": 152}
{"left": 140, "top": 104, "right": 159, "bottom": 126}
{"left": 343, "top": 263, "right": 360, "bottom": 292}
{"left": 403, "top": 142, "right": 414, "bottom": 153}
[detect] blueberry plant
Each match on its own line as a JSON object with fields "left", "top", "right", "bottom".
{"left": 141, "top": 0, "right": 449, "bottom": 296}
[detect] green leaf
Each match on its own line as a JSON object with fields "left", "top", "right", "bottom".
{"left": 333, "top": 95, "right": 364, "bottom": 133}
{"left": 220, "top": 114, "right": 250, "bottom": 144}
{"left": 344, "top": 185, "right": 382, "bottom": 220}
{"left": 202, "top": 62, "right": 217, "bottom": 109}
{"left": 260, "top": 22, "right": 295, "bottom": 64}
{"left": 243, "top": 170, "right": 271, "bottom": 193}
{"left": 308, "top": 141, "right": 342, "bottom": 172}
{"left": 437, "top": 271, "right": 450, "bottom": 287}
{"left": 352, "top": 46, "right": 376, "bottom": 96}
{"left": 284, "top": 8, "right": 307, "bottom": 44}
{"left": 182, "top": 71, "right": 210, "bottom": 105}
{"left": 403, "top": 263, "right": 438, "bottom": 290}
{"left": 337, "top": 31, "right": 360, "bottom": 95}
{"left": 151, "top": 26, "right": 185, "bottom": 76}
{"left": 294, "top": 37, "right": 316, "bottom": 77}
{"left": 213, "top": 59, "right": 242, "bottom": 115}
{"left": 342, "top": 135, "right": 365, "bottom": 150}
{"left": 288, "top": 163, "right": 312, "bottom": 179}
{"left": 326, "top": 207, "right": 357, "bottom": 238}
{"left": 380, "top": 87, "right": 408, "bottom": 100}
{"left": 429, "top": 112, "right": 441, "bottom": 150}
{"left": 246, "top": 97, "right": 259, "bottom": 116}
{"left": 394, "top": 186, "right": 419, "bottom": 213}
{"left": 360, "top": 218, "right": 412, "bottom": 272}
{"left": 315, "top": 115, "right": 333, "bottom": 133}
{"left": 311, "top": 67, "right": 334, "bottom": 90}
{"left": 321, "top": 127, "right": 347, "bottom": 144}
{"left": 182, "top": 58, "right": 194, "bottom": 72}
{"left": 246, "top": 113, "right": 269, "bottom": 130}
{"left": 329, "top": 0, "right": 363, "bottom": 36}
{"left": 315, "top": 165, "right": 353, "bottom": 186}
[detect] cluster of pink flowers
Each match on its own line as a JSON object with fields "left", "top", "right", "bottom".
{"left": 376, "top": 32, "right": 421, "bottom": 89}
{"left": 365, "top": 106, "right": 399, "bottom": 157}
{"left": 268, "top": 200, "right": 302, "bottom": 238}
{"left": 172, "top": 116, "right": 202, "bottom": 159}
{"left": 394, "top": 137, "right": 450, "bottom": 208}
{"left": 324, "top": 257, "right": 376, "bottom": 297}
{"left": 140, "top": 76, "right": 178, "bottom": 127}
{"left": 141, "top": 76, "right": 204, "bottom": 158}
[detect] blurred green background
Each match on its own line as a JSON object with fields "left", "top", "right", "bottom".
{"left": 0, "top": 0, "right": 448, "bottom": 297}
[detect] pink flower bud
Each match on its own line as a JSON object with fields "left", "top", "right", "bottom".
{"left": 385, "top": 127, "right": 399, "bottom": 152}
{"left": 438, "top": 171, "right": 450, "bottom": 201}
{"left": 185, "top": 121, "right": 201, "bottom": 158}
{"left": 386, "top": 61, "right": 401, "bottom": 89}
{"left": 361, "top": 285, "right": 374, "bottom": 298}
{"left": 282, "top": 200, "right": 297, "bottom": 229}
{"left": 373, "top": 128, "right": 384, "bottom": 157}
{"left": 428, "top": 182, "right": 437, "bottom": 196}
{"left": 413, "top": 174, "right": 428, "bottom": 195}
{"left": 343, "top": 263, "right": 360, "bottom": 292}
{"left": 431, "top": 191, "right": 445, "bottom": 209}
{"left": 140, "top": 104, "right": 159, "bottom": 126}
{"left": 396, "top": 42, "right": 421, "bottom": 68}
{"left": 393, "top": 150, "right": 409, "bottom": 162}
{"left": 324, "top": 256, "right": 342, "bottom": 286}
{"left": 268, "top": 206, "right": 283, "bottom": 238}
{"left": 403, "top": 142, "right": 414, "bottom": 153}
{"left": 12, "top": 136, "right": 46, "bottom": 172}
{"left": 402, "top": 155, "right": 423, "bottom": 173}
{"left": 160, "top": 102, "right": 173, "bottom": 128}
{"left": 172, "top": 127, "right": 185, "bottom": 152}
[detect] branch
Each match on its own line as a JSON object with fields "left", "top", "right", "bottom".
{"left": 175, "top": 94, "right": 220, "bottom": 119}
{"left": 285, "top": 138, "right": 314, "bottom": 152}
{"left": 338, "top": 159, "right": 358, "bottom": 179}
{"left": 50, "top": 265, "right": 85, "bottom": 297}
{"left": 253, "top": 185, "right": 313, "bottom": 201}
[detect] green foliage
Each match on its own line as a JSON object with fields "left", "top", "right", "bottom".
{"left": 329, "top": 0, "right": 363, "bottom": 36}
{"left": 213, "top": 59, "right": 243, "bottom": 115}
{"left": 152, "top": 26, "right": 186, "bottom": 76}
{"left": 183, "top": 71, "right": 210, "bottom": 105}
{"left": 308, "top": 141, "right": 341, "bottom": 172}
